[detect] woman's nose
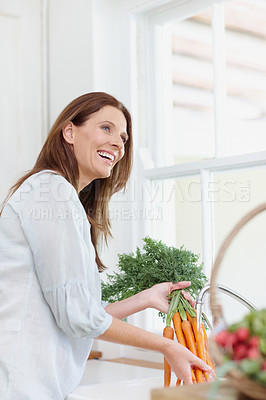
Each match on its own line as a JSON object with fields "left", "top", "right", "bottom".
{"left": 111, "top": 133, "right": 124, "bottom": 149}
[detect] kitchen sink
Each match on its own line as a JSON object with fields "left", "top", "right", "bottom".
{"left": 67, "top": 359, "right": 164, "bottom": 400}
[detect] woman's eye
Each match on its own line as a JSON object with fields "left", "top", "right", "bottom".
{"left": 121, "top": 136, "right": 127, "bottom": 144}
{"left": 102, "top": 126, "right": 110, "bottom": 132}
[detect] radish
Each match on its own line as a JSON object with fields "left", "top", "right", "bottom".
{"left": 233, "top": 343, "right": 249, "bottom": 361}
{"left": 236, "top": 327, "right": 249, "bottom": 342}
{"left": 249, "top": 336, "right": 259, "bottom": 348}
{"left": 247, "top": 347, "right": 260, "bottom": 360}
{"left": 226, "top": 332, "right": 238, "bottom": 348}
{"left": 215, "top": 330, "right": 229, "bottom": 347}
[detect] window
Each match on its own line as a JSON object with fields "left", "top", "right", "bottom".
{"left": 136, "top": 0, "right": 266, "bottom": 332}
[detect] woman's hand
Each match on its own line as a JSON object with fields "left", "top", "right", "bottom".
{"left": 164, "top": 339, "right": 213, "bottom": 384}
{"left": 146, "top": 281, "right": 195, "bottom": 314}
{"left": 97, "top": 316, "right": 213, "bottom": 385}
{"left": 104, "top": 281, "right": 195, "bottom": 320}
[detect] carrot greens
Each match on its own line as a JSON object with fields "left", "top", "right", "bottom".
{"left": 101, "top": 237, "right": 207, "bottom": 309}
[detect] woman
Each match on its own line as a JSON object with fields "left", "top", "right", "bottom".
{"left": 0, "top": 92, "right": 211, "bottom": 400}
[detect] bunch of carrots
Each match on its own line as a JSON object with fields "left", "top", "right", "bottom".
{"left": 163, "top": 290, "right": 216, "bottom": 386}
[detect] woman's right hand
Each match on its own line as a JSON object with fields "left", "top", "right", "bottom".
{"left": 97, "top": 316, "right": 213, "bottom": 385}
{"left": 163, "top": 339, "right": 213, "bottom": 384}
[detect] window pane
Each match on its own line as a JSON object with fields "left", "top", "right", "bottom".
{"left": 223, "top": 0, "right": 266, "bottom": 156}
{"left": 160, "top": 9, "right": 215, "bottom": 168}
{"left": 211, "top": 168, "right": 266, "bottom": 324}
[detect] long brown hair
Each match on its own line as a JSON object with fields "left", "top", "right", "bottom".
{"left": 1, "top": 92, "right": 133, "bottom": 271}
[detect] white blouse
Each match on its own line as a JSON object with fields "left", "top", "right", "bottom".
{"left": 0, "top": 170, "right": 112, "bottom": 400}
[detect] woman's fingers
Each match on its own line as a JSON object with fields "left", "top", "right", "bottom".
{"left": 148, "top": 281, "right": 196, "bottom": 315}
{"left": 182, "top": 358, "right": 214, "bottom": 384}
{"left": 170, "top": 281, "right": 196, "bottom": 308}
{"left": 191, "top": 355, "right": 213, "bottom": 373}
{"left": 170, "top": 281, "right": 195, "bottom": 307}
{"left": 181, "top": 290, "right": 196, "bottom": 308}
{"left": 147, "top": 283, "right": 178, "bottom": 313}
{"left": 182, "top": 372, "right": 193, "bottom": 385}
{"left": 170, "top": 281, "right": 191, "bottom": 291}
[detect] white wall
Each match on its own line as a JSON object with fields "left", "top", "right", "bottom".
{"left": 47, "top": 0, "right": 94, "bottom": 125}
{"left": 0, "top": 0, "right": 43, "bottom": 200}
{"left": 0, "top": 0, "right": 95, "bottom": 197}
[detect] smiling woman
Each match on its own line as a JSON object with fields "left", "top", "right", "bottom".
{"left": 0, "top": 92, "right": 211, "bottom": 400}
{"left": 2, "top": 92, "right": 133, "bottom": 272}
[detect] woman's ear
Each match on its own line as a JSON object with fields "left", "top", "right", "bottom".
{"left": 62, "top": 122, "right": 74, "bottom": 144}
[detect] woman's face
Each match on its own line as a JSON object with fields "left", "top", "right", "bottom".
{"left": 63, "top": 105, "right": 128, "bottom": 191}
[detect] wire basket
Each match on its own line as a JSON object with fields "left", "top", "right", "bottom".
{"left": 209, "top": 203, "right": 266, "bottom": 400}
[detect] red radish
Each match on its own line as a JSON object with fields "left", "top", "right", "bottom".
{"left": 235, "top": 327, "right": 249, "bottom": 342}
{"left": 226, "top": 332, "right": 238, "bottom": 348}
{"left": 249, "top": 336, "right": 259, "bottom": 348}
{"left": 262, "top": 360, "right": 266, "bottom": 371}
{"left": 247, "top": 347, "right": 260, "bottom": 359}
{"left": 215, "top": 330, "right": 230, "bottom": 347}
{"left": 233, "top": 343, "right": 248, "bottom": 361}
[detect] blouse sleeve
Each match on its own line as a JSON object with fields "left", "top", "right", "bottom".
{"left": 15, "top": 173, "right": 112, "bottom": 339}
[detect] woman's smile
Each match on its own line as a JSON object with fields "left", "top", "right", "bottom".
{"left": 97, "top": 150, "right": 117, "bottom": 164}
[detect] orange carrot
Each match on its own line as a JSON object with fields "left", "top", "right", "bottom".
{"left": 173, "top": 312, "right": 186, "bottom": 346}
{"left": 191, "top": 317, "right": 206, "bottom": 362}
{"left": 176, "top": 378, "right": 181, "bottom": 386}
{"left": 202, "top": 323, "right": 210, "bottom": 352}
{"left": 185, "top": 311, "right": 192, "bottom": 322}
{"left": 191, "top": 368, "right": 197, "bottom": 384}
{"left": 192, "top": 309, "right": 216, "bottom": 377}
{"left": 206, "top": 353, "right": 216, "bottom": 378}
{"left": 191, "top": 317, "right": 211, "bottom": 381}
{"left": 181, "top": 320, "right": 205, "bottom": 383}
{"left": 202, "top": 323, "right": 216, "bottom": 376}
{"left": 163, "top": 326, "right": 174, "bottom": 387}
{"left": 181, "top": 320, "right": 197, "bottom": 356}
{"left": 173, "top": 312, "right": 197, "bottom": 384}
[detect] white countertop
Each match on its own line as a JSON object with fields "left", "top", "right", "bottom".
{"left": 67, "top": 360, "right": 164, "bottom": 400}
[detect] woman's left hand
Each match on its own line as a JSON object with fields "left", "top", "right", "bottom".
{"left": 146, "top": 281, "right": 195, "bottom": 314}
{"left": 105, "top": 281, "right": 195, "bottom": 320}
